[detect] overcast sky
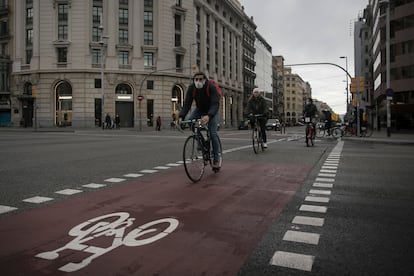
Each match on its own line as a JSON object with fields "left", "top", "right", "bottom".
{"left": 240, "top": 0, "right": 368, "bottom": 115}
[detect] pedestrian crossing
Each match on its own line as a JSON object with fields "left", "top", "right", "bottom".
{"left": 270, "top": 139, "right": 344, "bottom": 272}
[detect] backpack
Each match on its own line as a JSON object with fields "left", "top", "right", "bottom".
{"left": 192, "top": 79, "right": 223, "bottom": 99}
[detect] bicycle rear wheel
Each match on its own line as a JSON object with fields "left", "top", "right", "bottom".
{"left": 183, "top": 135, "right": 205, "bottom": 183}
{"left": 331, "top": 127, "right": 343, "bottom": 138}
{"left": 252, "top": 128, "right": 260, "bottom": 154}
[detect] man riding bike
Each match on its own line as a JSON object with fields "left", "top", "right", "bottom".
{"left": 179, "top": 71, "right": 221, "bottom": 169}
{"left": 245, "top": 88, "right": 269, "bottom": 148}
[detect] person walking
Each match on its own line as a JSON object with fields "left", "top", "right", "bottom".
{"left": 179, "top": 71, "right": 221, "bottom": 169}
{"left": 115, "top": 114, "right": 120, "bottom": 129}
{"left": 245, "top": 88, "right": 269, "bottom": 148}
{"left": 156, "top": 116, "right": 162, "bottom": 131}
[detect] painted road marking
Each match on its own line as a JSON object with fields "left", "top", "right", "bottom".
{"left": 322, "top": 165, "right": 337, "bottom": 169}
{"left": 305, "top": 196, "right": 330, "bottom": 203}
{"left": 299, "top": 204, "right": 327, "bottom": 213}
{"left": 104, "top": 178, "right": 126, "bottom": 183}
{"left": 23, "top": 196, "right": 54, "bottom": 204}
{"left": 0, "top": 205, "right": 18, "bottom": 214}
{"left": 55, "top": 189, "right": 83, "bottom": 195}
{"left": 153, "top": 166, "right": 170, "bottom": 170}
{"left": 270, "top": 251, "right": 314, "bottom": 271}
{"left": 166, "top": 163, "right": 181, "bottom": 166}
{"left": 124, "top": 173, "right": 144, "bottom": 178}
{"left": 318, "top": 173, "right": 336, "bottom": 177}
{"left": 283, "top": 230, "right": 320, "bottom": 245}
{"left": 315, "top": 177, "right": 335, "bottom": 182}
{"left": 82, "top": 183, "right": 106, "bottom": 189}
{"left": 292, "top": 215, "right": 324, "bottom": 227}
{"left": 313, "top": 182, "right": 333, "bottom": 188}
{"left": 320, "top": 169, "right": 337, "bottom": 173}
{"left": 140, "top": 169, "right": 158, "bottom": 174}
{"left": 309, "top": 189, "right": 331, "bottom": 195}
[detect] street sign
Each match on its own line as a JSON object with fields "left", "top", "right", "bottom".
{"left": 137, "top": 95, "right": 144, "bottom": 101}
{"left": 386, "top": 88, "right": 393, "bottom": 97}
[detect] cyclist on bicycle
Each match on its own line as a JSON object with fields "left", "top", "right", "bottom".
{"left": 245, "top": 88, "right": 269, "bottom": 148}
{"left": 303, "top": 98, "right": 318, "bottom": 135}
{"left": 179, "top": 71, "right": 221, "bottom": 169}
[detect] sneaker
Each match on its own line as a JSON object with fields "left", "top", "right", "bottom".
{"left": 212, "top": 160, "right": 221, "bottom": 168}
{"left": 263, "top": 143, "right": 268, "bottom": 148}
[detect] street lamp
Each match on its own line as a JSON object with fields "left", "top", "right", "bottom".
{"left": 339, "top": 56, "right": 349, "bottom": 115}
{"left": 99, "top": 19, "right": 109, "bottom": 129}
{"left": 189, "top": 43, "right": 197, "bottom": 79}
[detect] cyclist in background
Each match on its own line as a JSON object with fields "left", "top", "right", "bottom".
{"left": 303, "top": 98, "right": 318, "bottom": 134}
{"left": 179, "top": 71, "right": 221, "bottom": 169}
{"left": 245, "top": 88, "right": 269, "bottom": 148}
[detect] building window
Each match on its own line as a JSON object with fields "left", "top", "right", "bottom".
{"left": 119, "top": 29, "right": 128, "bottom": 44}
{"left": 176, "top": 54, "right": 183, "bottom": 69}
{"left": 144, "top": 11, "right": 153, "bottom": 26}
{"left": 92, "top": 1, "right": 103, "bottom": 42}
{"left": 92, "top": 49, "right": 101, "bottom": 65}
{"left": 144, "top": 52, "right": 153, "bottom": 66}
{"left": 119, "top": 8, "right": 128, "bottom": 25}
{"left": 26, "top": 29, "right": 33, "bottom": 46}
{"left": 95, "top": 78, "right": 101, "bottom": 88}
{"left": 57, "top": 48, "right": 67, "bottom": 63}
{"left": 144, "top": 31, "right": 153, "bottom": 45}
{"left": 58, "top": 25, "right": 68, "bottom": 40}
{"left": 144, "top": 0, "right": 153, "bottom": 7}
{"left": 119, "top": 51, "right": 129, "bottom": 65}
{"left": 147, "top": 80, "right": 154, "bottom": 89}
{"left": 92, "top": 27, "right": 101, "bottom": 42}
{"left": 26, "top": 7, "right": 33, "bottom": 25}
{"left": 175, "top": 0, "right": 181, "bottom": 6}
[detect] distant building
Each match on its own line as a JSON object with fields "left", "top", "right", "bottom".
{"left": 10, "top": 0, "right": 244, "bottom": 129}
{"left": 272, "top": 55, "right": 285, "bottom": 121}
{"left": 254, "top": 31, "right": 272, "bottom": 114}
{"left": 360, "top": 0, "right": 414, "bottom": 130}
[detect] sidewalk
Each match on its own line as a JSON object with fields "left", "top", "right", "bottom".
{"left": 342, "top": 129, "right": 414, "bottom": 145}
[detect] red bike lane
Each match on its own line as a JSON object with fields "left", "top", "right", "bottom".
{"left": 0, "top": 160, "right": 309, "bottom": 275}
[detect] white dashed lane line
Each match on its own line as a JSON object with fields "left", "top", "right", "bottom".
{"left": 270, "top": 140, "right": 344, "bottom": 272}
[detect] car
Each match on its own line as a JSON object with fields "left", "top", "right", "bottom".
{"left": 238, "top": 119, "right": 250, "bottom": 130}
{"left": 265, "top": 118, "right": 281, "bottom": 130}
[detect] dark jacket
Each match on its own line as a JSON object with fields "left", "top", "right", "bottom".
{"left": 245, "top": 96, "right": 268, "bottom": 117}
{"left": 179, "top": 81, "right": 220, "bottom": 119}
{"left": 303, "top": 103, "right": 317, "bottom": 117}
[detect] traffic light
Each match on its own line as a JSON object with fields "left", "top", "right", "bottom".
{"left": 359, "top": 76, "right": 365, "bottom": 91}
{"left": 350, "top": 78, "right": 357, "bottom": 93}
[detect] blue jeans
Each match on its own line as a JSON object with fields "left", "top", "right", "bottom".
{"left": 188, "top": 109, "right": 220, "bottom": 162}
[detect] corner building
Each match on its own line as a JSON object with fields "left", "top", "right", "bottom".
{"left": 11, "top": 0, "right": 244, "bottom": 128}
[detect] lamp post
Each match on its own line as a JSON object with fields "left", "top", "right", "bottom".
{"left": 385, "top": 0, "right": 391, "bottom": 137}
{"left": 99, "top": 19, "right": 109, "bottom": 129}
{"left": 339, "top": 56, "right": 349, "bottom": 115}
{"left": 189, "top": 43, "right": 197, "bottom": 79}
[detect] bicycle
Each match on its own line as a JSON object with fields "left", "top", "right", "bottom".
{"left": 315, "top": 120, "right": 343, "bottom": 138}
{"left": 180, "top": 119, "right": 223, "bottom": 183}
{"left": 342, "top": 122, "right": 373, "bottom": 137}
{"left": 304, "top": 117, "right": 315, "bottom": 147}
{"left": 251, "top": 114, "right": 265, "bottom": 154}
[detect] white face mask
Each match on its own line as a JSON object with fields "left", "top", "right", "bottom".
{"left": 194, "top": 80, "right": 204, "bottom": 89}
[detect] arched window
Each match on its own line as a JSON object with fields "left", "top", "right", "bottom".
{"left": 23, "top": 82, "right": 32, "bottom": 95}
{"left": 115, "top": 83, "right": 132, "bottom": 95}
{"left": 55, "top": 81, "right": 72, "bottom": 126}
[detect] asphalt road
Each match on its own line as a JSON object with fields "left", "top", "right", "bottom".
{"left": 0, "top": 127, "right": 413, "bottom": 275}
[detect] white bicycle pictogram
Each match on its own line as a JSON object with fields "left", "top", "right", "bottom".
{"left": 35, "top": 212, "right": 179, "bottom": 272}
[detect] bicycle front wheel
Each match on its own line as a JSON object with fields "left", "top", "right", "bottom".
{"left": 315, "top": 127, "right": 325, "bottom": 138}
{"left": 252, "top": 128, "right": 260, "bottom": 154}
{"left": 183, "top": 135, "right": 205, "bottom": 183}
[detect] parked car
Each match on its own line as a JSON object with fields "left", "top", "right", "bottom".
{"left": 238, "top": 119, "right": 250, "bottom": 130}
{"left": 265, "top": 118, "right": 281, "bottom": 130}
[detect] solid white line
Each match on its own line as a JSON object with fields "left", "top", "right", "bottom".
{"left": 23, "top": 196, "right": 54, "bottom": 204}
{"left": 309, "top": 189, "right": 331, "bottom": 195}
{"left": 305, "top": 195, "right": 330, "bottom": 203}
{"left": 283, "top": 230, "right": 320, "bottom": 245}
{"left": 300, "top": 204, "right": 327, "bottom": 213}
{"left": 313, "top": 182, "right": 333, "bottom": 188}
{"left": 55, "top": 189, "right": 83, "bottom": 195}
{"left": 0, "top": 205, "right": 18, "bottom": 214}
{"left": 270, "top": 251, "right": 315, "bottom": 271}
{"left": 292, "top": 215, "right": 324, "bottom": 227}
